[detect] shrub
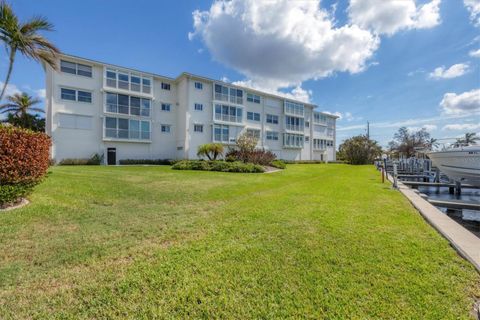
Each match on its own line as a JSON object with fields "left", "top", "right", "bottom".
{"left": 225, "top": 148, "right": 277, "bottom": 165}
{"left": 0, "top": 126, "right": 51, "bottom": 184}
{"left": 172, "top": 160, "right": 265, "bottom": 173}
{"left": 59, "top": 153, "right": 104, "bottom": 165}
{"left": 0, "top": 126, "right": 51, "bottom": 205}
{"left": 197, "top": 143, "right": 224, "bottom": 160}
{"left": 270, "top": 160, "right": 286, "bottom": 169}
{"left": 339, "top": 135, "right": 382, "bottom": 165}
{"left": 119, "top": 159, "right": 174, "bottom": 165}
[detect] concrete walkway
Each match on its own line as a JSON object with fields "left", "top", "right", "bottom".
{"left": 389, "top": 176, "right": 480, "bottom": 272}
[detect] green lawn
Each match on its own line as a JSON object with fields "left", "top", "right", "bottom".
{"left": 0, "top": 165, "right": 478, "bottom": 319}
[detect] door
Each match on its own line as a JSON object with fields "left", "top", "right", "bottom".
{"left": 107, "top": 148, "right": 116, "bottom": 165}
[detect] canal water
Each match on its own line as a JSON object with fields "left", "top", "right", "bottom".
{"left": 418, "top": 186, "right": 480, "bottom": 238}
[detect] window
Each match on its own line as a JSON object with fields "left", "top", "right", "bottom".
{"left": 313, "top": 139, "right": 331, "bottom": 149}
{"left": 213, "top": 124, "right": 229, "bottom": 142}
{"left": 61, "top": 88, "right": 76, "bottom": 101}
{"left": 194, "top": 124, "right": 203, "bottom": 133}
{"left": 130, "top": 75, "right": 141, "bottom": 92}
{"left": 105, "top": 92, "right": 150, "bottom": 117}
{"left": 105, "top": 68, "right": 152, "bottom": 94}
{"left": 214, "top": 84, "right": 243, "bottom": 104}
{"left": 104, "top": 116, "right": 150, "bottom": 140}
{"left": 161, "top": 103, "right": 171, "bottom": 111}
{"left": 161, "top": 82, "right": 171, "bottom": 90}
{"left": 61, "top": 88, "right": 91, "bottom": 103}
{"left": 327, "top": 128, "right": 334, "bottom": 137}
{"left": 60, "top": 60, "right": 92, "bottom": 77}
{"left": 266, "top": 131, "right": 279, "bottom": 141}
{"left": 214, "top": 104, "right": 242, "bottom": 123}
{"left": 314, "top": 125, "right": 326, "bottom": 134}
{"left": 283, "top": 133, "right": 304, "bottom": 148}
{"left": 77, "top": 90, "right": 92, "bottom": 103}
{"left": 194, "top": 82, "right": 203, "bottom": 90}
{"left": 285, "top": 116, "right": 304, "bottom": 132}
{"left": 247, "top": 93, "right": 261, "bottom": 104}
{"left": 246, "top": 129, "right": 260, "bottom": 140}
{"left": 194, "top": 103, "right": 203, "bottom": 111}
{"left": 161, "top": 125, "right": 171, "bottom": 133}
{"left": 266, "top": 114, "right": 279, "bottom": 124}
{"left": 305, "top": 121, "right": 310, "bottom": 128}
{"left": 58, "top": 113, "right": 92, "bottom": 130}
{"left": 314, "top": 112, "right": 327, "bottom": 124}
{"left": 285, "top": 101, "right": 304, "bottom": 116}
{"left": 305, "top": 136, "right": 310, "bottom": 143}
{"left": 247, "top": 111, "right": 260, "bottom": 121}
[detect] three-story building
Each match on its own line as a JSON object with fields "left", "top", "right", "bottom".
{"left": 45, "top": 54, "right": 337, "bottom": 164}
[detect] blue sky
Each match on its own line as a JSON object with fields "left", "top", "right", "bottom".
{"left": 2, "top": 0, "right": 479, "bottom": 147}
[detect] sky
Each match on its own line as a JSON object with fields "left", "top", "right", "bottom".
{"left": 2, "top": 0, "right": 479, "bottom": 148}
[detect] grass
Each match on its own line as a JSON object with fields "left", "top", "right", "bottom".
{"left": 0, "top": 164, "right": 478, "bottom": 319}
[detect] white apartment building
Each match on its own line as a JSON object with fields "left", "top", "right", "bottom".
{"left": 45, "top": 54, "right": 337, "bottom": 165}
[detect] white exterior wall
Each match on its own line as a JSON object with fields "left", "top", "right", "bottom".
{"left": 46, "top": 54, "right": 337, "bottom": 164}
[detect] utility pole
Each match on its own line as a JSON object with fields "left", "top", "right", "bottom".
{"left": 367, "top": 121, "right": 370, "bottom": 140}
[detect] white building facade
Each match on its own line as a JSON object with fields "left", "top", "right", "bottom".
{"left": 45, "top": 54, "right": 337, "bottom": 164}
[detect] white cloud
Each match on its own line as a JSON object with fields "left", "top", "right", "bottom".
{"left": 342, "top": 111, "right": 363, "bottom": 122}
{"left": 469, "top": 48, "right": 480, "bottom": 58}
{"left": 0, "top": 82, "right": 21, "bottom": 98}
{"left": 442, "top": 123, "right": 480, "bottom": 131}
{"left": 428, "top": 63, "right": 470, "bottom": 79}
{"left": 35, "top": 88, "right": 46, "bottom": 99}
{"left": 440, "top": 89, "right": 480, "bottom": 115}
{"left": 407, "top": 124, "right": 438, "bottom": 132}
{"left": 190, "top": 0, "right": 379, "bottom": 90}
{"left": 464, "top": 0, "right": 480, "bottom": 27}
{"left": 348, "top": 0, "right": 441, "bottom": 36}
{"left": 322, "top": 110, "right": 343, "bottom": 118}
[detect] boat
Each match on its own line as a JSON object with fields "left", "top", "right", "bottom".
{"left": 427, "top": 145, "right": 480, "bottom": 187}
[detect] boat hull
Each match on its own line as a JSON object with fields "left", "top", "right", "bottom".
{"left": 427, "top": 147, "right": 480, "bottom": 187}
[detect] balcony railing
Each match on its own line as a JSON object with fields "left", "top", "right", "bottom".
{"left": 214, "top": 113, "right": 242, "bottom": 123}
{"left": 104, "top": 128, "right": 150, "bottom": 140}
{"left": 285, "top": 124, "right": 304, "bottom": 132}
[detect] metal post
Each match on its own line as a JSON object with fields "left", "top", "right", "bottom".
{"left": 455, "top": 181, "right": 462, "bottom": 196}
{"left": 393, "top": 162, "right": 398, "bottom": 189}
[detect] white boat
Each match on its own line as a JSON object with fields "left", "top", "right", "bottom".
{"left": 427, "top": 146, "right": 480, "bottom": 187}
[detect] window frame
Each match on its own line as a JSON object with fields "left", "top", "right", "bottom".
{"left": 194, "top": 124, "right": 204, "bottom": 133}
{"left": 60, "top": 60, "right": 93, "bottom": 78}
{"left": 60, "top": 87, "right": 92, "bottom": 104}
{"left": 194, "top": 82, "right": 203, "bottom": 90}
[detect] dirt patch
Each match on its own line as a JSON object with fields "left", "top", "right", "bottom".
{"left": 0, "top": 198, "right": 29, "bottom": 212}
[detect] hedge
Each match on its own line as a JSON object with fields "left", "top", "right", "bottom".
{"left": 119, "top": 159, "right": 175, "bottom": 165}
{"left": 58, "top": 153, "right": 103, "bottom": 165}
{"left": 270, "top": 160, "right": 287, "bottom": 169}
{"left": 0, "top": 126, "right": 51, "bottom": 206}
{"left": 172, "top": 160, "right": 265, "bottom": 173}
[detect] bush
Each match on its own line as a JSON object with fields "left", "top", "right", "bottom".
{"left": 119, "top": 159, "right": 174, "bottom": 165}
{"left": 172, "top": 160, "right": 265, "bottom": 173}
{"left": 0, "top": 126, "right": 51, "bottom": 205}
{"left": 59, "top": 153, "right": 104, "bottom": 165}
{"left": 0, "top": 183, "right": 35, "bottom": 208}
{"left": 225, "top": 148, "right": 277, "bottom": 165}
{"left": 270, "top": 160, "right": 286, "bottom": 169}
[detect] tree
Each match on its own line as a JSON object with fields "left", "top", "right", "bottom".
{"left": 197, "top": 143, "right": 224, "bottom": 160}
{"left": 4, "top": 113, "right": 45, "bottom": 132}
{"left": 0, "top": 1, "right": 60, "bottom": 100}
{"left": 236, "top": 132, "right": 258, "bottom": 153}
{"left": 454, "top": 132, "right": 479, "bottom": 147}
{"left": 0, "top": 92, "right": 44, "bottom": 129}
{"left": 338, "top": 135, "right": 382, "bottom": 165}
{"left": 425, "top": 138, "right": 439, "bottom": 150}
{"left": 388, "top": 127, "right": 431, "bottom": 157}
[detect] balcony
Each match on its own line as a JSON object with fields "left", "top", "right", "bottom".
{"left": 214, "top": 113, "right": 242, "bottom": 123}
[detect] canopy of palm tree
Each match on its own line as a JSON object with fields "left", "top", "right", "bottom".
{"left": 455, "top": 132, "right": 479, "bottom": 147}
{"left": 0, "top": 1, "right": 60, "bottom": 100}
{"left": 0, "top": 92, "right": 43, "bottom": 116}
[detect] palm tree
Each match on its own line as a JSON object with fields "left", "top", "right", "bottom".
{"left": 0, "top": 92, "right": 44, "bottom": 128}
{"left": 0, "top": 1, "right": 60, "bottom": 100}
{"left": 197, "top": 143, "right": 224, "bottom": 160}
{"left": 425, "top": 138, "right": 439, "bottom": 150}
{"left": 455, "top": 132, "right": 479, "bottom": 147}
